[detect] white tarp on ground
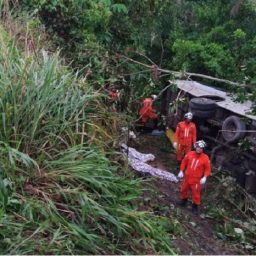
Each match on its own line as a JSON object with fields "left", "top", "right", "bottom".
{"left": 121, "top": 144, "right": 178, "bottom": 183}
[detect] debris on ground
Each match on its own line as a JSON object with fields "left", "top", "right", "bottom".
{"left": 131, "top": 134, "right": 256, "bottom": 255}
{"left": 121, "top": 143, "right": 178, "bottom": 183}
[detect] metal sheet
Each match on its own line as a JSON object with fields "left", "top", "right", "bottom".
{"left": 176, "top": 80, "right": 256, "bottom": 121}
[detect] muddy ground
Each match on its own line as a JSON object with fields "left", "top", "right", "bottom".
{"left": 129, "top": 133, "right": 255, "bottom": 255}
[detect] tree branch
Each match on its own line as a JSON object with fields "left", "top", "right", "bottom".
{"left": 120, "top": 54, "right": 252, "bottom": 88}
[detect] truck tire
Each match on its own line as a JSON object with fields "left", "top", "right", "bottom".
{"left": 191, "top": 109, "right": 216, "bottom": 118}
{"left": 222, "top": 116, "right": 246, "bottom": 143}
{"left": 189, "top": 98, "right": 217, "bottom": 111}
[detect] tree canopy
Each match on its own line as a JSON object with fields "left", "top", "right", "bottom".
{"left": 17, "top": 0, "right": 256, "bottom": 109}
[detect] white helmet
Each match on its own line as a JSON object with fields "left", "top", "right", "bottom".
{"left": 151, "top": 94, "right": 157, "bottom": 100}
{"left": 184, "top": 112, "right": 193, "bottom": 120}
{"left": 194, "top": 140, "right": 207, "bottom": 149}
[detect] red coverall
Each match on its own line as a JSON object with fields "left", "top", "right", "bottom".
{"left": 108, "top": 90, "right": 119, "bottom": 112}
{"left": 175, "top": 121, "right": 196, "bottom": 161}
{"left": 180, "top": 151, "right": 211, "bottom": 205}
{"left": 109, "top": 90, "right": 118, "bottom": 101}
{"left": 139, "top": 98, "right": 157, "bottom": 124}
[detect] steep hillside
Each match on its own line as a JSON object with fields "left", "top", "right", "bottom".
{"left": 0, "top": 21, "right": 175, "bottom": 254}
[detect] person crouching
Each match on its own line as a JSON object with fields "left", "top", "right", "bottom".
{"left": 139, "top": 94, "right": 158, "bottom": 128}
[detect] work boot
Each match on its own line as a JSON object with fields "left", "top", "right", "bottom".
{"left": 177, "top": 198, "right": 187, "bottom": 207}
{"left": 191, "top": 203, "right": 199, "bottom": 215}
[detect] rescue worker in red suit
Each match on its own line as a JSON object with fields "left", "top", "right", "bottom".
{"left": 177, "top": 140, "right": 211, "bottom": 214}
{"left": 139, "top": 94, "right": 158, "bottom": 128}
{"left": 108, "top": 88, "right": 120, "bottom": 112}
{"left": 174, "top": 112, "right": 196, "bottom": 161}
{"left": 109, "top": 88, "right": 119, "bottom": 102}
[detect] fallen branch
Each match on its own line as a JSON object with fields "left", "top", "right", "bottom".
{"left": 185, "top": 72, "right": 248, "bottom": 88}
{"left": 120, "top": 54, "right": 181, "bottom": 77}
{"left": 120, "top": 54, "right": 252, "bottom": 88}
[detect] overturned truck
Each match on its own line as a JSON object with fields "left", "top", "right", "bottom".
{"left": 165, "top": 80, "right": 256, "bottom": 196}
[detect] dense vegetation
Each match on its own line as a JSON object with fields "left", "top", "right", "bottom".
{"left": 18, "top": 0, "right": 256, "bottom": 106}
{"left": 1, "top": 0, "right": 256, "bottom": 254}
{"left": 0, "top": 22, "right": 174, "bottom": 254}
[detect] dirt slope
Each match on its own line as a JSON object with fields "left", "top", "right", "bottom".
{"left": 130, "top": 134, "right": 251, "bottom": 255}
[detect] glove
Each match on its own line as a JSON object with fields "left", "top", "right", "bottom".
{"left": 200, "top": 176, "right": 207, "bottom": 185}
{"left": 173, "top": 142, "right": 177, "bottom": 149}
{"left": 178, "top": 171, "right": 184, "bottom": 179}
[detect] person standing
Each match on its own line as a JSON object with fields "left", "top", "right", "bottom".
{"left": 139, "top": 94, "right": 158, "bottom": 128}
{"left": 177, "top": 140, "right": 211, "bottom": 214}
{"left": 174, "top": 112, "right": 196, "bottom": 161}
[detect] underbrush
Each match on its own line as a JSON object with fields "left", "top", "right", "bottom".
{"left": 0, "top": 24, "right": 175, "bottom": 254}
{"left": 203, "top": 170, "right": 256, "bottom": 253}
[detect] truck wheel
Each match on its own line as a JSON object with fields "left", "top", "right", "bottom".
{"left": 222, "top": 116, "right": 246, "bottom": 143}
{"left": 189, "top": 98, "right": 217, "bottom": 111}
{"left": 191, "top": 109, "right": 216, "bottom": 118}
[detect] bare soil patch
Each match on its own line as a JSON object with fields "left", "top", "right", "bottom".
{"left": 129, "top": 134, "right": 253, "bottom": 255}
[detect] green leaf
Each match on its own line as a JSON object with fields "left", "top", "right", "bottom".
{"left": 111, "top": 4, "right": 128, "bottom": 14}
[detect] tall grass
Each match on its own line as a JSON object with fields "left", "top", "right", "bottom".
{"left": 0, "top": 25, "right": 175, "bottom": 254}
